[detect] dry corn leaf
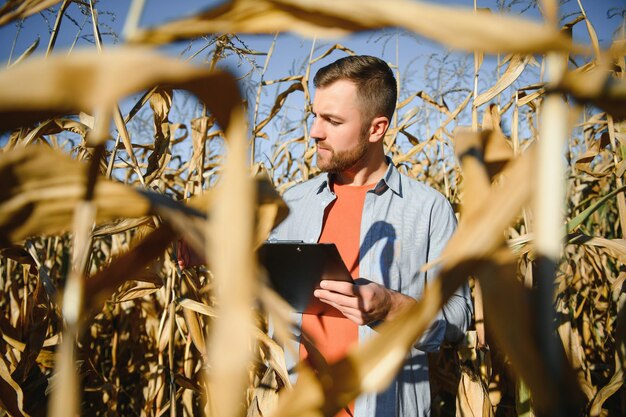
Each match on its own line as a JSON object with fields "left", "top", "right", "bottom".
{"left": 8, "top": 37, "right": 40, "bottom": 69}
{"left": 455, "top": 331, "right": 494, "bottom": 417}
{"left": 0, "top": 0, "right": 64, "bottom": 26}
{"left": 174, "top": 373, "right": 204, "bottom": 394}
{"left": 556, "top": 319, "right": 595, "bottom": 401}
{"left": 83, "top": 223, "right": 176, "bottom": 318}
{"left": 20, "top": 118, "right": 90, "bottom": 147}
{"left": 0, "top": 47, "right": 241, "bottom": 138}
{"left": 205, "top": 103, "right": 256, "bottom": 417}
{"left": 456, "top": 372, "right": 494, "bottom": 417}
{"left": 437, "top": 146, "right": 582, "bottom": 413}
{"left": 178, "top": 297, "right": 217, "bottom": 317}
{"left": 263, "top": 76, "right": 305, "bottom": 86}
{"left": 452, "top": 121, "right": 577, "bottom": 415}
{"left": 588, "top": 351, "right": 623, "bottom": 416}
{"left": 607, "top": 116, "right": 626, "bottom": 236}
{"left": 181, "top": 304, "right": 208, "bottom": 356}
{"left": 0, "top": 356, "right": 32, "bottom": 417}
{"left": 111, "top": 106, "right": 144, "bottom": 181}
{"left": 575, "top": 0, "right": 601, "bottom": 59}
{"left": 49, "top": 189, "right": 99, "bottom": 417}
{"left": 394, "top": 92, "right": 472, "bottom": 165}
{"left": 188, "top": 116, "right": 212, "bottom": 183}
{"left": 87, "top": 0, "right": 144, "bottom": 171}
{"left": 44, "top": 0, "right": 70, "bottom": 58}
{"left": 11, "top": 278, "right": 49, "bottom": 390}
{"left": 255, "top": 328, "right": 292, "bottom": 390}
{"left": 248, "top": 368, "right": 281, "bottom": 417}
{"left": 144, "top": 87, "right": 174, "bottom": 185}
{"left": 569, "top": 233, "right": 626, "bottom": 265}
{"left": 74, "top": 172, "right": 285, "bottom": 316}
{"left": 559, "top": 62, "right": 626, "bottom": 120}
{"left": 92, "top": 216, "right": 155, "bottom": 237}
{"left": 255, "top": 81, "right": 304, "bottom": 135}
{"left": 0, "top": 245, "right": 37, "bottom": 267}
{"left": 398, "top": 90, "right": 451, "bottom": 116}
{"left": 481, "top": 105, "right": 514, "bottom": 177}
{"left": 574, "top": 132, "right": 611, "bottom": 176}
{"left": 478, "top": 249, "right": 565, "bottom": 413}
{"left": 130, "top": 0, "right": 576, "bottom": 55}
{"left": 254, "top": 168, "right": 290, "bottom": 246}
{"left": 0, "top": 145, "right": 150, "bottom": 245}
{"left": 258, "top": 285, "right": 298, "bottom": 362}
{"left": 539, "top": 0, "right": 558, "bottom": 24}
{"left": 113, "top": 280, "right": 162, "bottom": 303}
{"left": 273, "top": 366, "right": 324, "bottom": 417}
{"left": 0, "top": 48, "right": 255, "bottom": 248}
{"left": 391, "top": 137, "right": 431, "bottom": 165}
{"left": 185, "top": 174, "right": 289, "bottom": 250}
{"left": 454, "top": 127, "right": 492, "bottom": 217}
{"left": 48, "top": 327, "right": 78, "bottom": 417}
{"left": 474, "top": 55, "right": 531, "bottom": 108}
{"left": 517, "top": 88, "right": 545, "bottom": 108}
{"left": 309, "top": 43, "right": 355, "bottom": 64}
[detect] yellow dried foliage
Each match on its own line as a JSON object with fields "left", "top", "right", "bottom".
{"left": 130, "top": 0, "right": 577, "bottom": 55}
{"left": 0, "top": 1, "right": 625, "bottom": 417}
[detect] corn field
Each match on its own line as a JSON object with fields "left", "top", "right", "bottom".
{"left": 0, "top": 0, "right": 625, "bottom": 416}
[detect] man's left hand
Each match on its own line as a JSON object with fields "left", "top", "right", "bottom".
{"left": 313, "top": 279, "right": 415, "bottom": 325}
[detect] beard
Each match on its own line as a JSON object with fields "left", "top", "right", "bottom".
{"left": 316, "top": 127, "right": 370, "bottom": 173}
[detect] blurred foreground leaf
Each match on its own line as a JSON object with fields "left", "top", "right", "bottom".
{"left": 130, "top": 0, "right": 577, "bottom": 55}
{"left": 0, "top": 146, "right": 150, "bottom": 245}
{"left": 559, "top": 62, "right": 626, "bottom": 120}
{"left": 0, "top": 48, "right": 242, "bottom": 140}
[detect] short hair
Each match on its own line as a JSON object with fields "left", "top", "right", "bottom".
{"left": 313, "top": 55, "right": 397, "bottom": 124}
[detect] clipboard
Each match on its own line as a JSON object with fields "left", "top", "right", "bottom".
{"left": 258, "top": 241, "right": 353, "bottom": 316}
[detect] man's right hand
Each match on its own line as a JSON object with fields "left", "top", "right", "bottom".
{"left": 313, "top": 279, "right": 415, "bottom": 325}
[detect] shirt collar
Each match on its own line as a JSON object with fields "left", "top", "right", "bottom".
{"left": 315, "top": 156, "right": 402, "bottom": 196}
{"left": 373, "top": 156, "right": 402, "bottom": 196}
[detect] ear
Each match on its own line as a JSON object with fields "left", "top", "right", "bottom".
{"left": 367, "top": 116, "right": 390, "bottom": 143}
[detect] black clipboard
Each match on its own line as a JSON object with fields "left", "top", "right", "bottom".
{"left": 258, "top": 241, "right": 353, "bottom": 316}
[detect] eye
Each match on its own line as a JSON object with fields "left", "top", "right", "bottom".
{"left": 328, "top": 118, "right": 341, "bottom": 126}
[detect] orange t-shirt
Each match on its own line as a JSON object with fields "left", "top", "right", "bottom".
{"left": 299, "top": 182, "right": 373, "bottom": 417}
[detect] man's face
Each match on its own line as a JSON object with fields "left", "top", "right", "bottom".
{"left": 310, "top": 80, "right": 370, "bottom": 173}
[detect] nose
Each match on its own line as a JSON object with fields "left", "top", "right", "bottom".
{"left": 310, "top": 117, "right": 324, "bottom": 142}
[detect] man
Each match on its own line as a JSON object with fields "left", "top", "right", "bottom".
{"left": 269, "top": 55, "right": 472, "bottom": 417}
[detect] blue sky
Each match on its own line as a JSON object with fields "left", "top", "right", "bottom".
{"left": 1, "top": 0, "right": 624, "bottom": 176}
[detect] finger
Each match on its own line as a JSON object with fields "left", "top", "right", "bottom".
{"left": 342, "top": 312, "right": 367, "bottom": 326}
{"left": 319, "top": 280, "right": 358, "bottom": 296}
{"left": 314, "top": 289, "right": 359, "bottom": 309}
{"left": 327, "top": 305, "right": 367, "bottom": 325}
{"left": 316, "top": 297, "right": 362, "bottom": 322}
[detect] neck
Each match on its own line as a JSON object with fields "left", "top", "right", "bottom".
{"left": 334, "top": 150, "right": 388, "bottom": 186}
